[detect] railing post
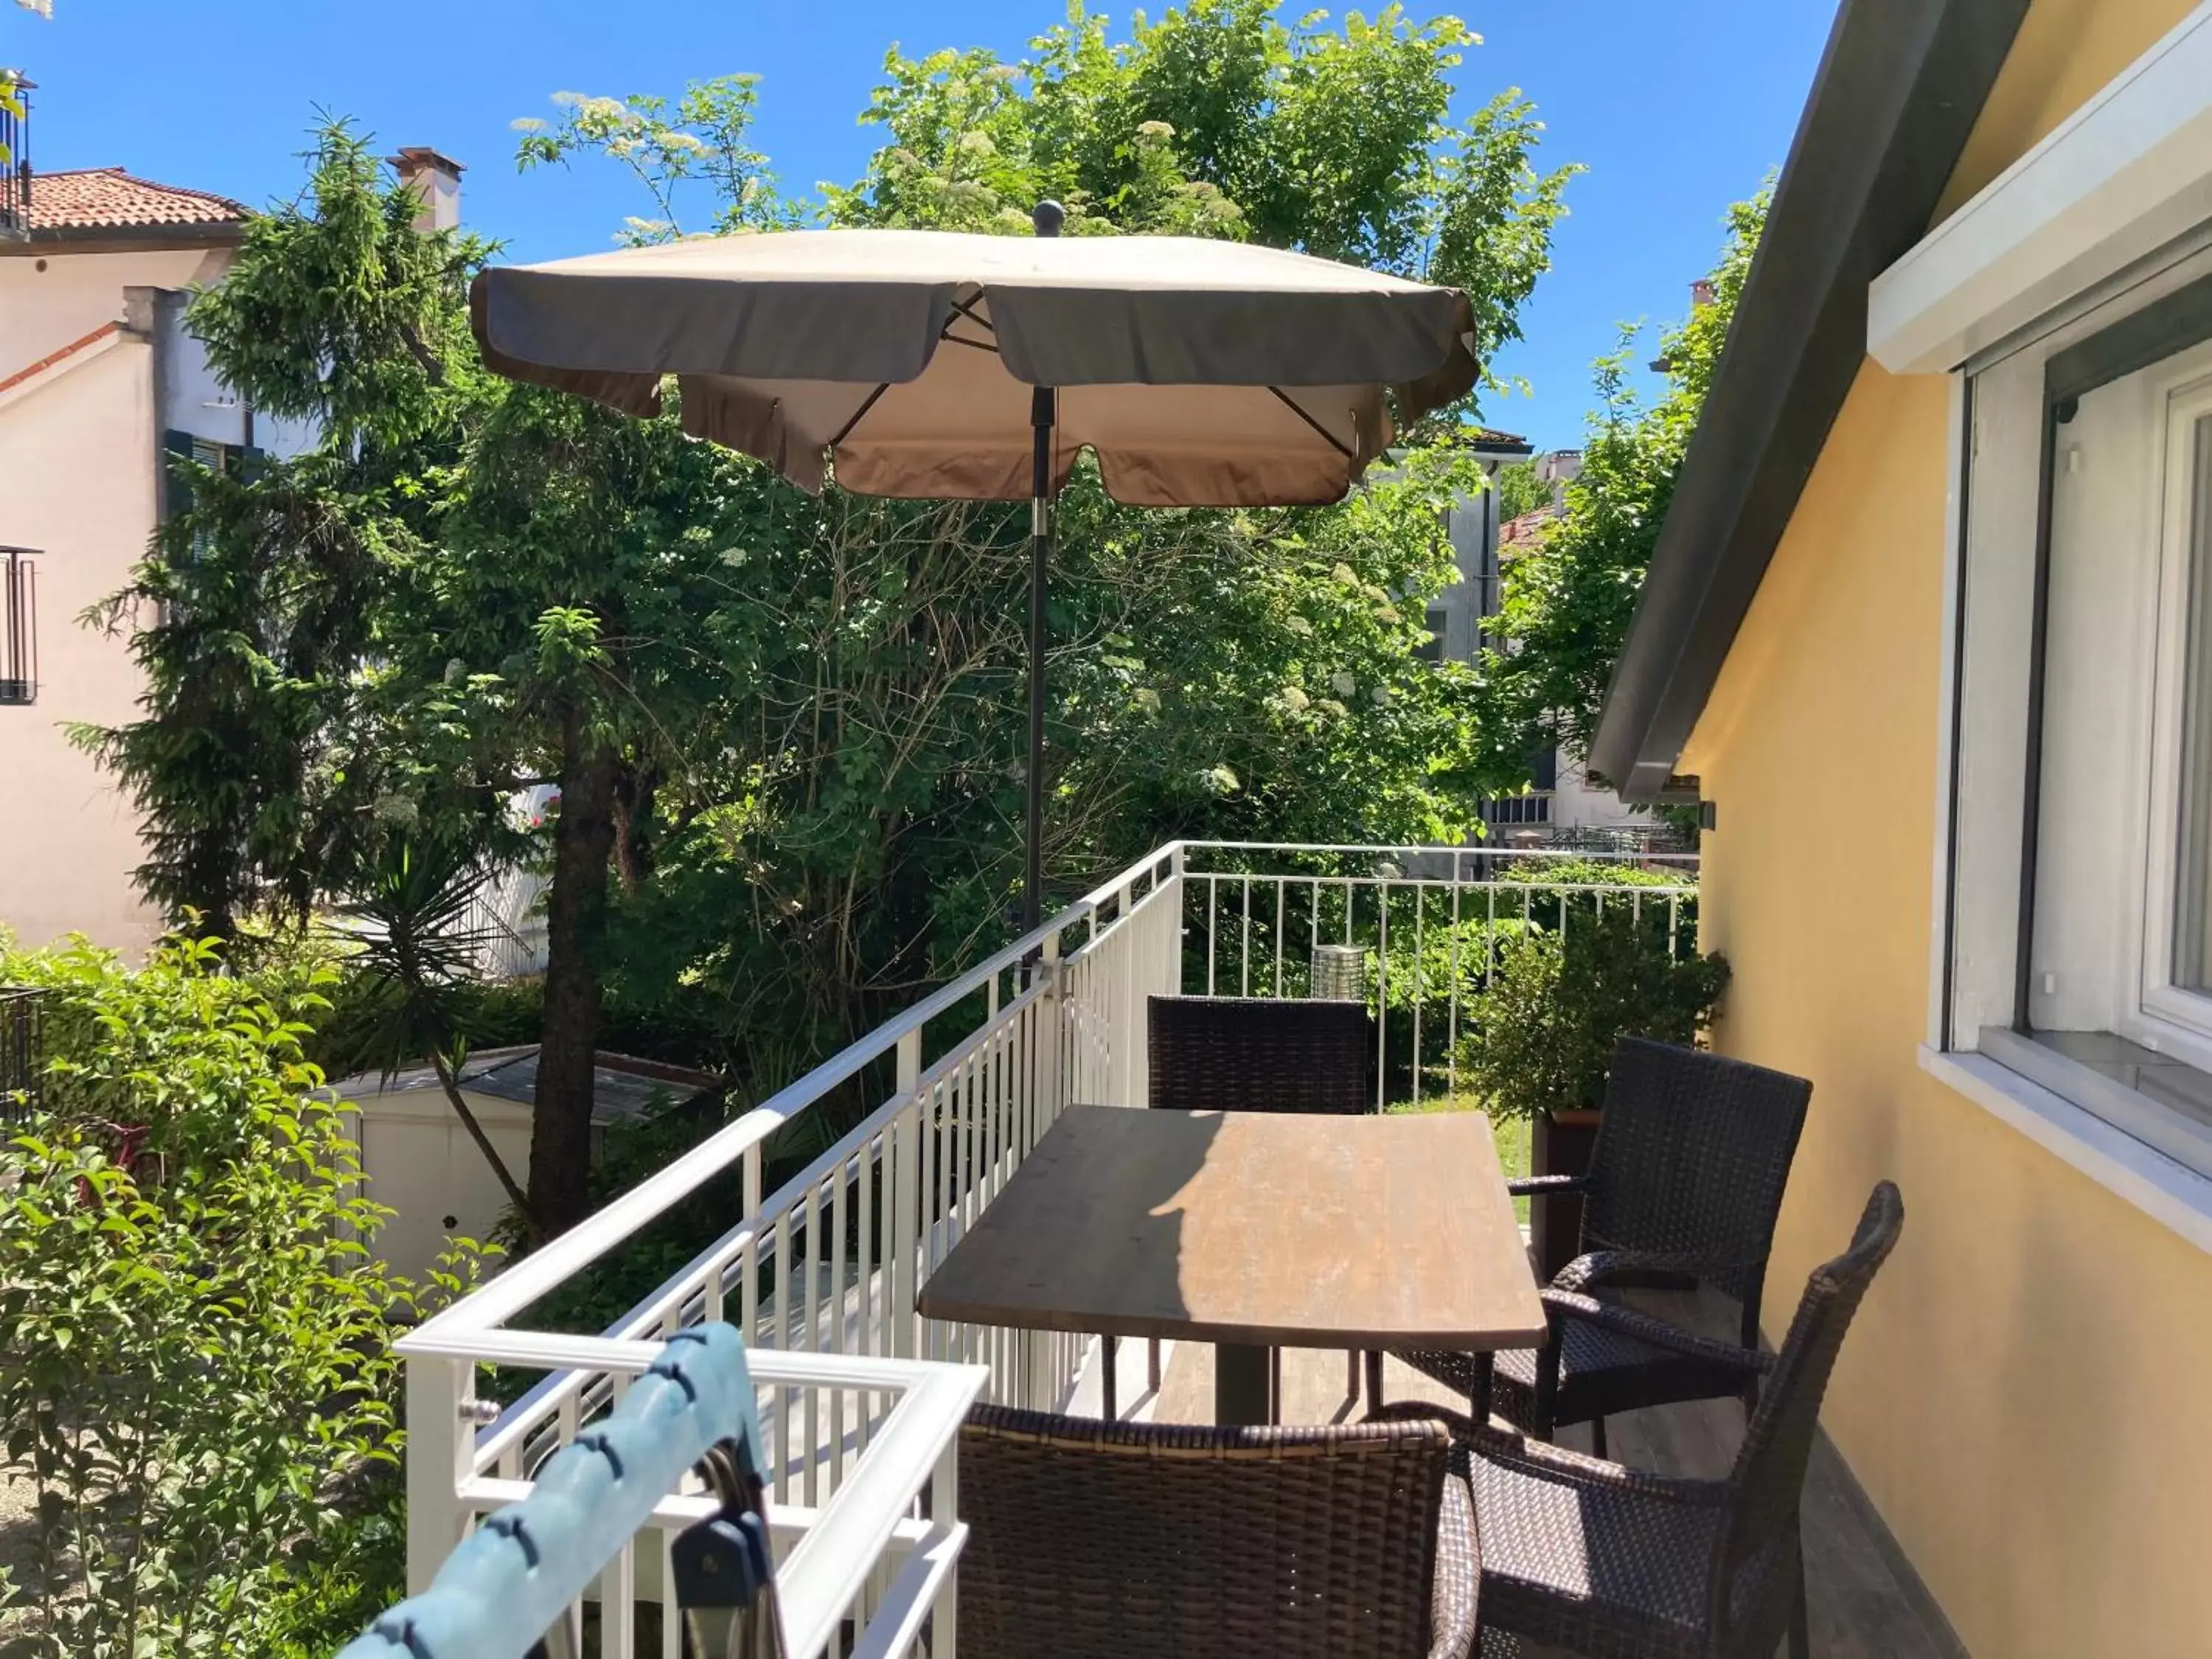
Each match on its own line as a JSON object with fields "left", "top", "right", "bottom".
{"left": 891, "top": 1029, "right": 922, "bottom": 1360}
{"left": 1037, "top": 931, "right": 1063, "bottom": 1122}
{"left": 933, "top": 1432, "right": 961, "bottom": 1659}
{"left": 404, "top": 1352, "right": 474, "bottom": 1593}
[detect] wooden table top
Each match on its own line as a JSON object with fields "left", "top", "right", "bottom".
{"left": 916, "top": 1105, "right": 1546, "bottom": 1352}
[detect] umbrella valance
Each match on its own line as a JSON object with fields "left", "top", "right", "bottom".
{"left": 470, "top": 228, "right": 1478, "bottom": 504}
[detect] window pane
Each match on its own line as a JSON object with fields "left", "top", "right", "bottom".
{"left": 2171, "top": 415, "right": 2212, "bottom": 990}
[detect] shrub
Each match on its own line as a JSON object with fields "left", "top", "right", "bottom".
{"left": 0, "top": 933, "right": 421, "bottom": 1657}
{"left": 1458, "top": 901, "right": 1729, "bottom": 1120}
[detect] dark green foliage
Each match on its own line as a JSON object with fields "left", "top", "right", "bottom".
{"left": 1458, "top": 901, "right": 1730, "bottom": 1120}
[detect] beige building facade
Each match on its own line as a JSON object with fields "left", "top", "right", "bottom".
{"left": 1593, "top": 0, "right": 2212, "bottom": 1650}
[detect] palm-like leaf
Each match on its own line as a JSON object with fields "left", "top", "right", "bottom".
{"left": 333, "top": 838, "right": 542, "bottom": 1240}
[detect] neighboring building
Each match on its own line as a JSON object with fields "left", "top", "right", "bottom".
{"left": 1531, "top": 445, "right": 1581, "bottom": 499}
{"left": 1592, "top": 1, "right": 2212, "bottom": 1653}
{"left": 1479, "top": 493, "right": 1676, "bottom": 850}
{"left": 0, "top": 103, "right": 462, "bottom": 950}
{"left": 1420, "top": 423, "right": 1531, "bottom": 664}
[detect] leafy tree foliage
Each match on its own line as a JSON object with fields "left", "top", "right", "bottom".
{"left": 1477, "top": 189, "right": 1767, "bottom": 774}
{"left": 0, "top": 933, "right": 428, "bottom": 1657}
{"left": 85, "top": 7, "right": 1575, "bottom": 1234}
{"left": 1492, "top": 457, "right": 1547, "bottom": 523}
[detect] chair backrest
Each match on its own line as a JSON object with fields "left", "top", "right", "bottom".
{"left": 1581, "top": 1037, "right": 1812, "bottom": 1305}
{"left": 1709, "top": 1182, "right": 1905, "bottom": 1655}
{"left": 958, "top": 1406, "right": 1450, "bottom": 1659}
{"left": 1147, "top": 995, "right": 1374, "bottom": 1115}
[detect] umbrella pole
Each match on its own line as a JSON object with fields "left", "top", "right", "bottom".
{"left": 1025, "top": 384, "right": 1053, "bottom": 936}
{"left": 1023, "top": 201, "right": 1065, "bottom": 939}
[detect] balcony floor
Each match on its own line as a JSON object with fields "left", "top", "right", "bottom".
{"left": 1150, "top": 1288, "right": 1966, "bottom": 1659}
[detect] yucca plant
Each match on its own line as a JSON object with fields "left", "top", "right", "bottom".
{"left": 333, "top": 837, "right": 542, "bottom": 1243}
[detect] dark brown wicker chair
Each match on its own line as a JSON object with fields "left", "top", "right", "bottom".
{"left": 1389, "top": 1038, "right": 1812, "bottom": 1453}
{"left": 1130, "top": 994, "right": 1377, "bottom": 1418}
{"left": 957, "top": 1405, "right": 1478, "bottom": 1659}
{"left": 1147, "top": 993, "right": 1376, "bottom": 1116}
{"left": 1376, "top": 1181, "right": 1904, "bottom": 1659}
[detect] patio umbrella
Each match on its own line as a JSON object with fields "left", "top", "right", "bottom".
{"left": 470, "top": 206, "right": 1479, "bottom": 927}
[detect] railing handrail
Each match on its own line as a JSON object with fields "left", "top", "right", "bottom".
{"left": 1178, "top": 838, "right": 1698, "bottom": 864}
{"left": 400, "top": 845, "right": 1178, "bottom": 1352}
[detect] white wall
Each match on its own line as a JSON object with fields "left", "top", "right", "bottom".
{"left": 0, "top": 247, "right": 226, "bottom": 366}
{"left": 0, "top": 246, "right": 247, "bottom": 951}
{"left": 0, "top": 334, "right": 165, "bottom": 949}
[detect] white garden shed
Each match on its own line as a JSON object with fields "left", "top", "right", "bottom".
{"left": 333, "top": 1046, "right": 721, "bottom": 1284}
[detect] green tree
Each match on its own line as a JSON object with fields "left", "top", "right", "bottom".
{"left": 1492, "top": 457, "right": 1547, "bottom": 522}
{"left": 86, "top": 7, "right": 1576, "bottom": 1235}
{"left": 1477, "top": 189, "right": 1767, "bottom": 776}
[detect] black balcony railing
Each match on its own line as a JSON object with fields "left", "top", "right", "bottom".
{"left": 0, "top": 76, "right": 29, "bottom": 241}
{"left": 1483, "top": 790, "right": 1553, "bottom": 827}
{"left": 1, "top": 547, "right": 36, "bottom": 706}
{"left": 1, "top": 987, "right": 45, "bottom": 1127}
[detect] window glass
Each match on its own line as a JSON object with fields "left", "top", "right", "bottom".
{"left": 2171, "top": 417, "right": 2212, "bottom": 990}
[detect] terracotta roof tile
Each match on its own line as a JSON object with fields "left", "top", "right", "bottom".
{"left": 25, "top": 167, "right": 246, "bottom": 234}
{"left": 1500, "top": 502, "right": 1563, "bottom": 552}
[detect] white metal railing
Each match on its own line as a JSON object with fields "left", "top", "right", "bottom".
{"left": 395, "top": 838, "right": 1694, "bottom": 1652}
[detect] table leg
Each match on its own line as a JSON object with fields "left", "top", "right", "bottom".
{"left": 1467, "top": 1352, "right": 1494, "bottom": 1426}
{"left": 1215, "top": 1343, "right": 1271, "bottom": 1426}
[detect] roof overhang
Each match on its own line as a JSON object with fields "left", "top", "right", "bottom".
{"left": 0, "top": 220, "right": 244, "bottom": 257}
{"left": 1588, "top": 0, "right": 2030, "bottom": 801}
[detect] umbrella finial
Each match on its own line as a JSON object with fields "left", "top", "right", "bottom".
{"left": 1032, "top": 200, "right": 1065, "bottom": 238}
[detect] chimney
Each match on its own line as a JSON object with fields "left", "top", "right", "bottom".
{"left": 1690, "top": 278, "right": 1717, "bottom": 309}
{"left": 392, "top": 146, "right": 465, "bottom": 233}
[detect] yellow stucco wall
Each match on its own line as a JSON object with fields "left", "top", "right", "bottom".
{"left": 1679, "top": 3, "right": 2212, "bottom": 1652}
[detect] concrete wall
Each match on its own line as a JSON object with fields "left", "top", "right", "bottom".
{"left": 1679, "top": 2, "right": 2212, "bottom": 1649}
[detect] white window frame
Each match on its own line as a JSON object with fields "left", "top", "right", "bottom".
{"left": 2135, "top": 372, "right": 2212, "bottom": 1043}
{"left": 1935, "top": 254, "right": 2212, "bottom": 1147}
{"left": 1888, "top": 3, "right": 2212, "bottom": 1243}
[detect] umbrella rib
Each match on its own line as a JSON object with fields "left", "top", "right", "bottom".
{"left": 939, "top": 332, "right": 1001, "bottom": 354}
{"left": 1269, "top": 387, "right": 1356, "bottom": 461}
{"left": 830, "top": 383, "right": 893, "bottom": 448}
{"left": 945, "top": 294, "right": 998, "bottom": 335}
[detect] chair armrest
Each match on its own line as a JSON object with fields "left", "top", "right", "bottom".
{"left": 1469, "top": 1421, "right": 1729, "bottom": 1510}
{"left": 1427, "top": 1470, "right": 1478, "bottom": 1659}
{"left": 1506, "top": 1172, "right": 1590, "bottom": 1202}
{"left": 1539, "top": 1287, "right": 1776, "bottom": 1376}
{"left": 1551, "top": 1247, "right": 1756, "bottom": 1294}
{"left": 1365, "top": 1401, "right": 1725, "bottom": 1512}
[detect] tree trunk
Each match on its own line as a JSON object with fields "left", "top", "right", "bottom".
{"left": 531, "top": 708, "right": 619, "bottom": 1237}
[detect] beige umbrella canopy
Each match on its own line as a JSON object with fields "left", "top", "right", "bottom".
{"left": 469, "top": 212, "right": 1481, "bottom": 921}
{"left": 472, "top": 223, "right": 1478, "bottom": 505}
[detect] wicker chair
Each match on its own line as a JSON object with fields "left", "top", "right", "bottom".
{"left": 1376, "top": 1181, "right": 1905, "bottom": 1659}
{"left": 1147, "top": 994, "right": 1376, "bottom": 1116}
{"left": 1130, "top": 994, "right": 1376, "bottom": 1418}
{"left": 1389, "top": 1038, "right": 1811, "bottom": 1453}
{"left": 957, "top": 1405, "right": 1478, "bottom": 1659}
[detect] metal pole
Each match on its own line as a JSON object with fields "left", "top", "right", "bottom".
{"left": 1024, "top": 201, "right": 1064, "bottom": 933}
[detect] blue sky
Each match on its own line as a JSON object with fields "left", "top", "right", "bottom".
{"left": 9, "top": 1, "right": 1833, "bottom": 451}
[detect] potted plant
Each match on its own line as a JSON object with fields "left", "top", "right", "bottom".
{"left": 1458, "top": 897, "right": 1730, "bottom": 1279}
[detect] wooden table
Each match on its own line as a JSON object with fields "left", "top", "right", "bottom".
{"left": 915, "top": 1105, "right": 1545, "bottom": 1426}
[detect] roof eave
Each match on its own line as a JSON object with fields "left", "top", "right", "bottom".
{"left": 1589, "top": 0, "right": 2030, "bottom": 803}
{"left": 0, "top": 220, "right": 246, "bottom": 256}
